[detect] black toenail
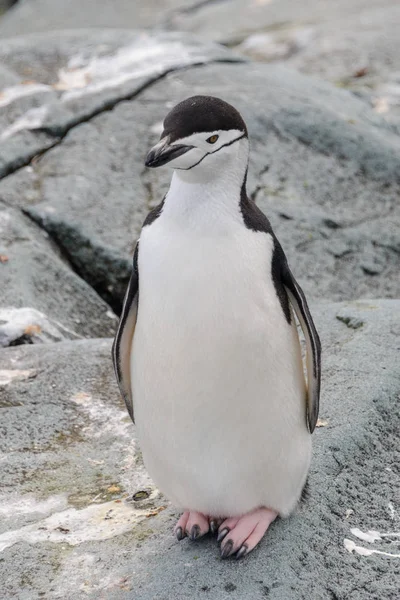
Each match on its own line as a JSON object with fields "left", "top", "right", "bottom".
{"left": 217, "top": 527, "right": 229, "bottom": 543}
{"left": 221, "top": 539, "right": 234, "bottom": 559}
{"left": 176, "top": 526, "right": 184, "bottom": 541}
{"left": 236, "top": 544, "right": 248, "bottom": 559}
{"left": 190, "top": 525, "right": 201, "bottom": 541}
{"left": 210, "top": 520, "right": 218, "bottom": 534}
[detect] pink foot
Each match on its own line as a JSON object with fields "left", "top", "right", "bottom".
{"left": 174, "top": 511, "right": 210, "bottom": 541}
{"left": 218, "top": 507, "right": 278, "bottom": 559}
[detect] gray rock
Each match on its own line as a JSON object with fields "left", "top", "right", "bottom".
{"left": 0, "top": 0, "right": 16, "bottom": 15}
{"left": 0, "top": 300, "right": 399, "bottom": 599}
{"left": 0, "top": 337, "right": 154, "bottom": 505}
{"left": 0, "top": 307, "right": 82, "bottom": 347}
{"left": 0, "top": 200, "right": 117, "bottom": 340}
{"left": 0, "top": 0, "right": 188, "bottom": 35}
{"left": 2, "top": 54, "right": 398, "bottom": 308}
{"left": 168, "top": 0, "right": 400, "bottom": 118}
{"left": 0, "top": 29, "right": 240, "bottom": 178}
{"left": 2, "top": 1, "right": 400, "bottom": 120}
{"left": 0, "top": 63, "right": 19, "bottom": 87}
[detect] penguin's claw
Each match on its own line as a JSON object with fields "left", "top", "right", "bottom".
{"left": 217, "top": 527, "right": 229, "bottom": 543}
{"left": 189, "top": 525, "right": 201, "bottom": 541}
{"left": 174, "top": 510, "right": 209, "bottom": 541}
{"left": 235, "top": 544, "right": 248, "bottom": 560}
{"left": 175, "top": 509, "right": 276, "bottom": 557}
{"left": 221, "top": 539, "right": 234, "bottom": 559}
{"left": 217, "top": 516, "right": 239, "bottom": 544}
{"left": 219, "top": 507, "right": 278, "bottom": 558}
{"left": 209, "top": 519, "right": 220, "bottom": 535}
{"left": 174, "top": 510, "right": 189, "bottom": 540}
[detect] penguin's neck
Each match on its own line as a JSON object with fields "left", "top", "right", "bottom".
{"left": 162, "top": 139, "right": 249, "bottom": 233}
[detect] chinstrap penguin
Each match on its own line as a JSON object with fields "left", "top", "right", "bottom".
{"left": 113, "top": 96, "right": 321, "bottom": 559}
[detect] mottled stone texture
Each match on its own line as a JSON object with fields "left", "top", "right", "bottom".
{"left": 0, "top": 24, "right": 399, "bottom": 600}
{"left": 0, "top": 301, "right": 399, "bottom": 599}
{"left": 1, "top": 47, "right": 399, "bottom": 309}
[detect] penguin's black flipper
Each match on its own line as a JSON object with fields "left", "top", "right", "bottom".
{"left": 282, "top": 266, "right": 321, "bottom": 433}
{"left": 239, "top": 192, "right": 320, "bottom": 432}
{"left": 112, "top": 244, "right": 139, "bottom": 423}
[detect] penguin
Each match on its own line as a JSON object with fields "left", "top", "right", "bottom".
{"left": 112, "top": 95, "right": 321, "bottom": 559}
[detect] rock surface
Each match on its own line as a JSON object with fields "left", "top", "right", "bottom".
{"left": 2, "top": 1, "right": 400, "bottom": 119}
{"left": 0, "top": 0, "right": 189, "bottom": 33}
{"left": 0, "top": 16, "right": 399, "bottom": 600}
{"left": 0, "top": 200, "right": 117, "bottom": 341}
{"left": 0, "top": 29, "right": 238, "bottom": 178}
{"left": 1, "top": 37, "right": 398, "bottom": 309}
{"left": 0, "top": 0, "right": 15, "bottom": 15}
{"left": 0, "top": 307, "right": 82, "bottom": 347}
{"left": 166, "top": 0, "right": 400, "bottom": 121}
{"left": 0, "top": 300, "right": 399, "bottom": 599}
{"left": 0, "top": 30, "right": 239, "bottom": 307}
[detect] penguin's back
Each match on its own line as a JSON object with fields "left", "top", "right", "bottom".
{"left": 131, "top": 210, "right": 310, "bottom": 517}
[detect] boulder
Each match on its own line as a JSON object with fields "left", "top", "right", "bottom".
{"left": 0, "top": 300, "right": 398, "bottom": 599}
{"left": 1, "top": 44, "right": 398, "bottom": 309}
{"left": 0, "top": 31, "right": 239, "bottom": 307}
{"left": 0, "top": 307, "right": 83, "bottom": 347}
{"left": 2, "top": 1, "right": 400, "bottom": 119}
{"left": 0, "top": 0, "right": 189, "bottom": 35}
{"left": 0, "top": 0, "right": 16, "bottom": 15}
{"left": 0, "top": 0, "right": 400, "bottom": 113}
{"left": 0, "top": 16, "right": 398, "bottom": 600}
{"left": 169, "top": 0, "right": 400, "bottom": 119}
{"left": 0, "top": 200, "right": 117, "bottom": 341}
{"left": 0, "top": 30, "right": 240, "bottom": 178}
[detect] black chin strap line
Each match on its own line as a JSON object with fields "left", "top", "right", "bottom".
{"left": 175, "top": 133, "right": 246, "bottom": 171}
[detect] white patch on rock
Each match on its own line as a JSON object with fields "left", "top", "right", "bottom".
{"left": 119, "top": 441, "right": 155, "bottom": 495}
{"left": 236, "top": 27, "right": 314, "bottom": 62}
{"left": 373, "top": 97, "right": 390, "bottom": 114}
{"left": 388, "top": 502, "right": 396, "bottom": 520}
{"left": 70, "top": 392, "right": 131, "bottom": 439}
{"left": 70, "top": 391, "right": 155, "bottom": 496}
{"left": 0, "top": 83, "right": 51, "bottom": 108}
{"left": 106, "top": 309, "right": 118, "bottom": 320}
{"left": 373, "top": 83, "right": 400, "bottom": 114}
{"left": 0, "top": 494, "right": 68, "bottom": 519}
{"left": 350, "top": 528, "right": 382, "bottom": 543}
{"left": 345, "top": 527, "right": 400, "bottom": 558}
{"left": 0, "top": 495, "right": 158, "bottom": 553}
{"left": 57, "top": 38, "right": 207, "bottom": 102}
{"left": 53, "top": 68, "right": 91, "bottom": 91}
{"left": 0, "top": 210, "right": 11, "bottom": 233}
{"left": 351, "top": 528, "right": 400, "bottom": 543}
{"left": 0, "top": 369, "right": 36, "bottom": 386}
{"left": 52, "top": 552, "right": 134, "bottom": 596}
{"left": 1, "top": 106, "right": 49, "bottom": 140}
{"left": 344, "top": 538, "right": 400, "bottom": 558}
{"left": 0, "top": 307, "right": 81, "bottom": 347}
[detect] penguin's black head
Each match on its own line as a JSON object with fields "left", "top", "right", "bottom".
{"left": 145, "top": 96, "right": 248, "bottom": 171}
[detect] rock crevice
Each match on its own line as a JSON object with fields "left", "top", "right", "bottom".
{"left": 0, "top": 20, "right": 399, "bottom": 600}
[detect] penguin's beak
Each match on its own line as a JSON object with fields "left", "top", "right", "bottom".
{"left": 145, "top": 136, "right": 193, "bottom": 168}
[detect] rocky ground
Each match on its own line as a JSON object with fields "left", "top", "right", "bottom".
{"left": 0, "top": 2, "right": 399, "bottom": 599}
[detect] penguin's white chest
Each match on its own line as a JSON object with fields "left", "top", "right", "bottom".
{"left": 131, "top": 212, "right": 310, "bottom": 517}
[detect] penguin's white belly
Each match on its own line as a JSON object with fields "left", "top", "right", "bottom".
{"left": 131, "top": 221, "right": 311, "bottom": 517}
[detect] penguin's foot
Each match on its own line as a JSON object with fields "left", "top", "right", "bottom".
{"left": 174, "top": 511, "right": 210, "bottom": 541}
{"left": 218, "top": 507, "right": 278, "bottom": 559}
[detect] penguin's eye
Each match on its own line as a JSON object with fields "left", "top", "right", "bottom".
{"left": 206, "top": 134, "right": 219, "bottom": 144}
